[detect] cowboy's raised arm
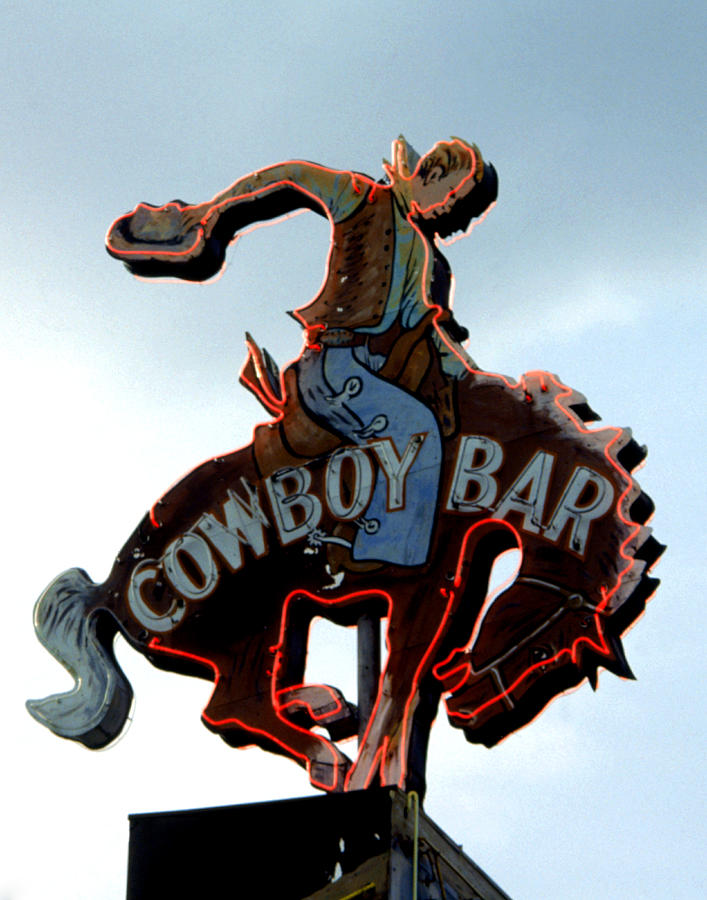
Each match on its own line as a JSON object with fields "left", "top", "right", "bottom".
{"left": 106, "top": 161, "right": 368, "bottom": 281}
{"left": 188, "top": 161, "right": 367, "bottom": 232}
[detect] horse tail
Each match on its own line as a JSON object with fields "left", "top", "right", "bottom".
{"left": 26, "top": 568, "right": 133, "bottom": 749}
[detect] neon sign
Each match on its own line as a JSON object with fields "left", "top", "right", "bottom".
{"left": 27, "top": 137, "right": 662, "bottom": 795}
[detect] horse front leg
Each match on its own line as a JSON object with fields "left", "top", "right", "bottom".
{"left": 346, "top": 583, "right": 458, "bottom": 792}
{"left": 344, "top": 646, "right": 434, "bottom": 792}
{"left": 348, "top": 521, "right": 521, "bottom": 791}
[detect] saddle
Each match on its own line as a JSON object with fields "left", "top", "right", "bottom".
{"left": 241, "top": 311, "right": 459, "bottom": 483}
{"left": 241, "top": 319, "right": 459, "bottom": 574}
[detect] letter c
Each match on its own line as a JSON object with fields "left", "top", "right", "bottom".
{"left": 127, "top": 559, "right": 186, "bottom": 634}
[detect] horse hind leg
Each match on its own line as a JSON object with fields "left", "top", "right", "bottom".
{"left": 203, "top": 686, "right": 352, "bottom": 792}
{"left": 26, "top": 568, "right": 133, "bottom": 749}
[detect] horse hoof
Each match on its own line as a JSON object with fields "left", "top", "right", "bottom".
{"left": 277, "top": 684, "right": 359, "bottom": 740}
{"left": 309, "top": 756, "right": 350, "bottom": 792}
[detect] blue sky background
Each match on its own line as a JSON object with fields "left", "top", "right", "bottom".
{"left": 2, "top": 2, "right": 704, "bottom": 897}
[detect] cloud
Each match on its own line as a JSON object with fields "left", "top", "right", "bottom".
{"left": 469, "top": 272, "right": 643, "bottom": 357}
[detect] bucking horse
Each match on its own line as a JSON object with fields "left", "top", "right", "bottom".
{"left": 27, "top": 141, "right": 662, "bottom": 798}
{"left": 27, "top": 356, "right": 662, "bottom": 795}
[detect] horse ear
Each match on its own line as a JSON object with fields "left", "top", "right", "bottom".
{"left": 601, "top": 634, "right": 636, "bottom": 681}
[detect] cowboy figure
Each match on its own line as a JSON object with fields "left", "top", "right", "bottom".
{"left": 107, "top": 137, "right": 498, "bottom": 570}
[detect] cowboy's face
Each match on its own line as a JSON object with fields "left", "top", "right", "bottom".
{"left": 411, "top": 165, "right": 477, "bottom": 222}
{"left": 412, "top": 166, "right": 485, "bottom": 239}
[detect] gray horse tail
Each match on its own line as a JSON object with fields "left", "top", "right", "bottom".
{"left": 26, "top": 568, "right": 133, "bottom": 749}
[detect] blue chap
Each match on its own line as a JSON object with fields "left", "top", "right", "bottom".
{"left": 297, "top": 347, "right": 442, "bottom": 566}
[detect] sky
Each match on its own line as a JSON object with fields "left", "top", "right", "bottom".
{"left": 2, "top": 1, "right": 705, "bottom": 897}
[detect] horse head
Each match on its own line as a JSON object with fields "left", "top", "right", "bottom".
{"left": 433, "top": 370, "right": 664, "bottom": 747}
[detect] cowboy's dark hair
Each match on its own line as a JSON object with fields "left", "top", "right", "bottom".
{"left": 416, "top": 140, "right": 476, "bottom": 183}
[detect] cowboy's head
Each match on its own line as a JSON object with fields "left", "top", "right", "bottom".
{"left": 407, "top": 138, "right": 498, "bottom": 238}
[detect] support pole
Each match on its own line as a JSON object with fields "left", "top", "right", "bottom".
{"left": 357, "top": 612, "right": 381, "bottom": 744}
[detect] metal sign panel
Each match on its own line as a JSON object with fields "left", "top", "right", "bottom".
{"left": 28, "top": 138, "right": 662, "bottom": 796}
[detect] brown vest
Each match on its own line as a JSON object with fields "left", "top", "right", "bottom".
{"left": 297, "top": 187, "right": 395, "bottom": 330}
